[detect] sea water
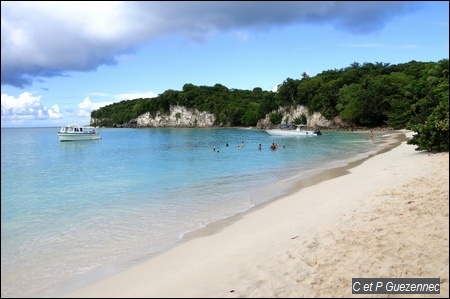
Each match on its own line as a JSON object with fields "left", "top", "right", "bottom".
{"left": 1, "top": 127, "right": 382, "bottom": 297}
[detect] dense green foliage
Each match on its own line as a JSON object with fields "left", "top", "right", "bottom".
{"left": 406, "top": 61, "right": 449, "bottom": 152}
{"left": 91, "top": 59, "right": 449, "bottom": 152}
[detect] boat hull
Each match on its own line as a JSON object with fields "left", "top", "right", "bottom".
{"left": 265, "top": 129, "right": 319, "bottom": 137}
{"left": 58, "top": 133, "right": 101, "bottom": 141}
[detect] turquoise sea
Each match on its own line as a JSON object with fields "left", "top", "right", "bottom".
{"left": 1, "top": 127, "right": 384, "bottom": 297}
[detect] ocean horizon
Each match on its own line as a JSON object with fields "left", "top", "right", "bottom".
{"left": 1, "top": 126, "right": 385, "bottom": 297}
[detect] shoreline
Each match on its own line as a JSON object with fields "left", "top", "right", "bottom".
{"left": 180, "top": 130, "right": 405, "bottom": 243}
{"left": 64, "top": 130, "right": 448, "bottom": 298}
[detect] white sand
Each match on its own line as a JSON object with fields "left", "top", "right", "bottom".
{"left": 67, "top": 131, "right": 449, "bottom": 298}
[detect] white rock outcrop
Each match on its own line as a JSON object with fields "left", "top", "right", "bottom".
{"left": 93, "top": 104, "right": 351, "bottom": 129}
{"left": 134, "top": 105, "right": 215, "bottom": 128}
{"left": 257, "top": 105, "right": 350, "bottom": 129}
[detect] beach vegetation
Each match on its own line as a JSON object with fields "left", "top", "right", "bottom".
{"left": 407, "top": 81, "right": 449, "bottom": 152}
{"left": 269, "top": 111, "right": 283, "bottom": 125}
{"left": 294, "top": 115, "right": 307, "bottom": 125}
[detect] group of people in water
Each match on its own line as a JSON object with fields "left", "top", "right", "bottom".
{"left": 214, "top": 141, "right": 284, "bottom": 152}
{"left": 270, "top": 143, "right": 279, "bottom": 150}
{"left": 214, "top": 131, "right": 375, "bottom": 153}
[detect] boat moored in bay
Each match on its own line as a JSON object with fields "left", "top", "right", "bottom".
{"left": 265, "top": 124, "right": 322, "bottom": 137}
{"left": 57, "top": 122, "right": 101, "bottom": 141}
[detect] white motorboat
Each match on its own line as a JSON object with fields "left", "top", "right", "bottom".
{"left": 57, "top": 122, "right": 101, "bottom": 141}
{"left": 265, "top": 124, "right": 322, "bottom": 137}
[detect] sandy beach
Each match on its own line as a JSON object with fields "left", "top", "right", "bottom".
{"left": 66, "top": 131, "right": 449, "bottom": 298}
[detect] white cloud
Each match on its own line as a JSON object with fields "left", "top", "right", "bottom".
{"left": 2, "top": 1, "right": 424, "bottom": 87}
{"left": 0, "top": 91, "right": 160, "bottom": 127}
{"left": 1, "top": 92, "right": 42, "bottom": 116}
{"left": 1, "top": 92, "right": 104, "bottom": 125}
{"left": 77, "top": 97, "right": 96, "bottom": 117}
{"left": 271, "top": 83, "right": 281, "bottom": 92}
{"left": 48, "top": 104, "right": 63, "bottom": 119}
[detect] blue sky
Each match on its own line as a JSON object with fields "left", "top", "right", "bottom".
{"left": 1, "top": 1, "right": 448, "bottom": 128}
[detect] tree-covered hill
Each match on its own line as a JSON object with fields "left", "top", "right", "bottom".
{"left": 91, "top": 59, "right": 449, "bottom": 152}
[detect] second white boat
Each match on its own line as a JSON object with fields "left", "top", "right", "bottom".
{"left": 265, "top": 125, "right": 322, "bottom": 137}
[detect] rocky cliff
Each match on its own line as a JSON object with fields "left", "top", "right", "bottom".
{"left": 93, "top": 104, "right": 352, "bottom": 129}
{"left": 127, "top": 105, "right": 215, "bottom": 128}
{"left": 256, "top": 105, "right": 351, "bottom": 129}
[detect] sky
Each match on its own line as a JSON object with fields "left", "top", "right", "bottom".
{"left": 1, "top": 1, "right": 449, "bottom": 128}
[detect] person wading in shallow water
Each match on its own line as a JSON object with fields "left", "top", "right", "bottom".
{"left": 369, "top": 131, "right": 374, "bottom": 141}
